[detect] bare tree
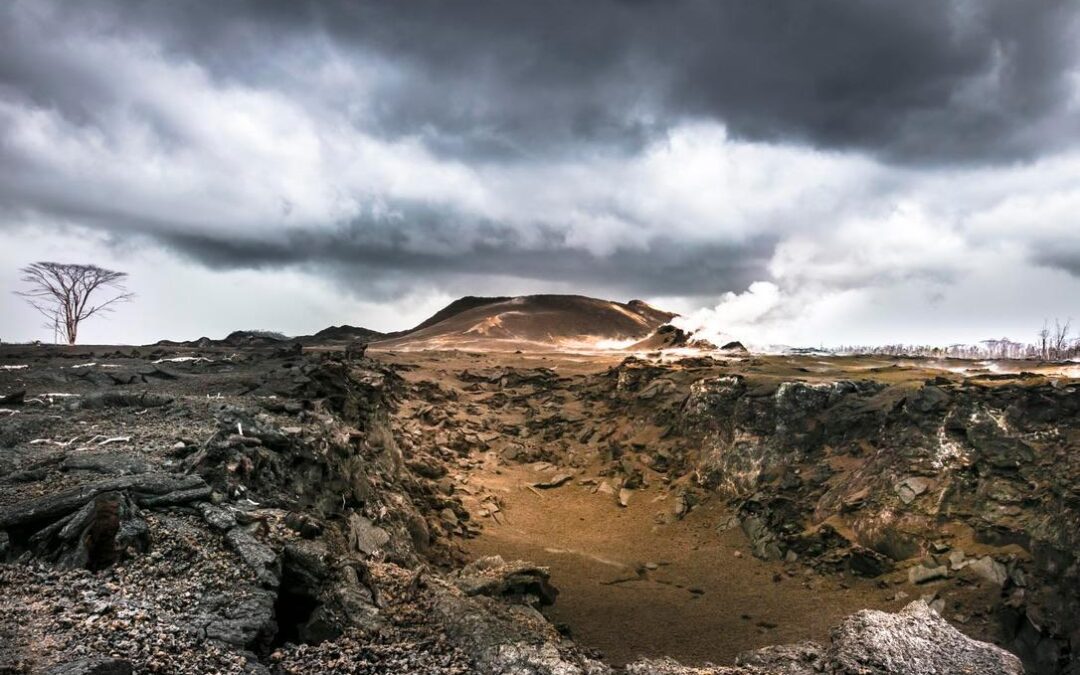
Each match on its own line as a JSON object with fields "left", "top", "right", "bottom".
{"left": 1038, "top": 320, "right": 1051, "bottom": 360}
{"left": 1051, "top": 318, "right": 1072, "bottom": 360}
{"left": 836, "top": 318, "right": 1080, "bottom": 361}
{"left": 15, "top": 262, "right": 133, "bottom": 345}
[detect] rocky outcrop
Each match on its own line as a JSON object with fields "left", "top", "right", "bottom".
{"left": 826, "top": 601, "right": 1023, "bottom": 674}
{"left": 454, "top": 555, "right": 559, "bottom": 607}
{"left": 433, "top": 582, "right": 608, "bottom": 675}
{"left": 626, "top": 602, "right": 1021, "bottom": 675}
{"left": 0, "top": 352, "right": 464, "bottom": 672}
{"left": 595, "top": 357, "right": 1079, "bottom": 672}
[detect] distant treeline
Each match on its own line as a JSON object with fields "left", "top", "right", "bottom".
{"left": 835, "top": 319, "right": 1080, "bottom": 361}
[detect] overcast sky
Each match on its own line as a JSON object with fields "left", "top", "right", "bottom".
{"left": 2, "top": 0, "right": 1080, "bottom": 346}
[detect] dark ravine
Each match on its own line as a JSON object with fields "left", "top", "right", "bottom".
{"left": 0, "top": 344, "right": 1071, "bottom": 673}
{"left": 667, "top": 369, "right": 1080, "bottom": 673}
{"left": 392, "top": 352, "right": 1080, "bottom": 674}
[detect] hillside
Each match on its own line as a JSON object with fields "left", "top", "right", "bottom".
{"left": 297, "top": 324, "right": 385, "bottom": 344}
{"left": 372, "top": 294, "right": 676, "bottom": 351}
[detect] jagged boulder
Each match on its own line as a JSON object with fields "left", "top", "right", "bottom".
{"left": 433, "top": 584, "right": 607, "bottom": 675}
{"left": 454, "top": 555, "right": 559, "bottom": 608}
{"left": 0, "top": 473, "right": 208, "bottom": 567}
{"left": 826, "top": 601, "right": 1023, "bottom": 674}
{"left": 28, "top": 491, "right": 149, "bottom": 570}
{"left": 625, "top": 602, "right": 1022, "bottom": 675}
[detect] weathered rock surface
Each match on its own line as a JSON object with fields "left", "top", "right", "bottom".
{"left": 45, "top": 657, "right": 134, "bottom": 675}
{"left": 626, "top": 602, "right": 1021, "bottom": 675}
{"left": 455, "top": 555, "right": 559, "bottom": 607}
{"left": 827, "top": 601, "right": 1023, "bottom": 674}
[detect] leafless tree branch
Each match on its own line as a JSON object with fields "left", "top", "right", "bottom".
{"left": 14, "top": 262, "right": 134, "bottom": 345}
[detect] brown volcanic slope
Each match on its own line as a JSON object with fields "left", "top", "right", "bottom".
{"left": 372, "top": 294, "right": 676, "bottom": 351}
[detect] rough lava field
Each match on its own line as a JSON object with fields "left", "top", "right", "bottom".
{"left": 1, "top": 296, "right": 1078, "bottom": 674}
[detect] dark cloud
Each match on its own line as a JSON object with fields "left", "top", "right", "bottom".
{"left": 1034, "top": 246, "right": 1080, "bottom": 279}
{"left": 153, "top": 207, "right": 776, "bottom": 301}
{"left": 349, "top": 0, "right": 1080, "bottom": 164}
{"left": 3, "top": 0, "right": 1080, "bottom": 336}
{"left": 10, "top": 0, "right": 1077, "bottom": 164}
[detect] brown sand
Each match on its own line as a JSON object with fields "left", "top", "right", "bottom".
{"left": 465, "top": 463, "right": 905, "bottom": 667}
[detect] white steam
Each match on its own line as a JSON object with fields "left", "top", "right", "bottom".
{"left": 670, "top": 281, "right": 781, "bottom": 348}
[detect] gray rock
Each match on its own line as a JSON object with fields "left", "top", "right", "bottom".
{"left": 948, "top": 549, "right": 966, "bottom": 570}
{"left": 283, "top": 539, "right": 331, "bottom": 589}
{"left": 625, "top": 659, "right": 744, "bottom": 674}
{"left": 532, "top": 473, "right": 573, "bottom": 489}
{"left": 483, "top": 641, "right": 612, "bottom": 675}
{"left": 197, "top": 502, "right": 238, "bottom": 531}
{"left": 225, "top": 527, "right": 281, "bottom": 588}
{"left": 28, "top": 491, "right": 148, "bottom": 570}
{"left": 908, "top": 564, "right": 949, "bottom": 585}
{"left": 455, "top": 555, "right": 559, "bottom": 607}
{"left": 625, "top": 602, "right": 1022, "bottom": 675}
{"left": 71, "top": 391, "right": 173, "bottom": 410}
{"left": 434, "top": 587, "right": 608, "bottom": 675}
{"left": 967, "top": 555, "right": 1009, "bottom": 587}
{"left": 894, "top": 476, "right": 930, "bottom": 504}
{"left": 201, "top": 588, "right": 278, "bottom": 648}
{"left": 136, "top": 485, "right": 212, "bottom": 507}
{"left": 0, "top": 473, "right": 207, "bottom": 528}
{"left": 735, "top": 641, "right": 825, "bottom": 674}
{"left": 45, "top": 658, "right": 133, "bottom": 675}
{"left": 741, "top": 515, "right": 784, "bottom": 561}
{"left": 348, "top": 513, "right": 390, "bottom": 556}
{"left": 827, "top": 601, "right": 1023, "bottom": 674}
{"left": 62, "top": 453, "right": 152, "bottom": 476}
{"left": 672, "top": 492, "right": 689, "bottom": 519}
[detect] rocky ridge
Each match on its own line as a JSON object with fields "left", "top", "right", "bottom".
{"left": 0, "top": 345, "right": 1065, "bottom": 673}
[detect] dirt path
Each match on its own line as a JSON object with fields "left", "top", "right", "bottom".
{"left": 464, "top": 462, "right": 907, "bottom": 667}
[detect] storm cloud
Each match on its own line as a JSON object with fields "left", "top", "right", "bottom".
{"left": 12, "top": 1, "right": 1080, "bottom": 161}
{"left": 2, "top": 0, "right": 1080, "bottom": 345}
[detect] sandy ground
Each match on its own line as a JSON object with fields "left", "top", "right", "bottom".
{"left": 463, "top": 462, "right": 904, "bottom": 667}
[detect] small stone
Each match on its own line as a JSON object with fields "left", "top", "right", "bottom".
{"left": 909, "top": 564, "right": 949, "bottom": 585}
{"left": 948, "top": 550, "right": 967, "bottom": 570}
{"left": 967, "top": 556, "right": 1008, "bottom": 587}
{"left": 348, "top": 513, "right": 390, "bottom": 556}
{"left": 895, "top": 476, "right": 931, "bottom": 504}
{"left": 533, "top": 473, "right": 573, "bottom": 489}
